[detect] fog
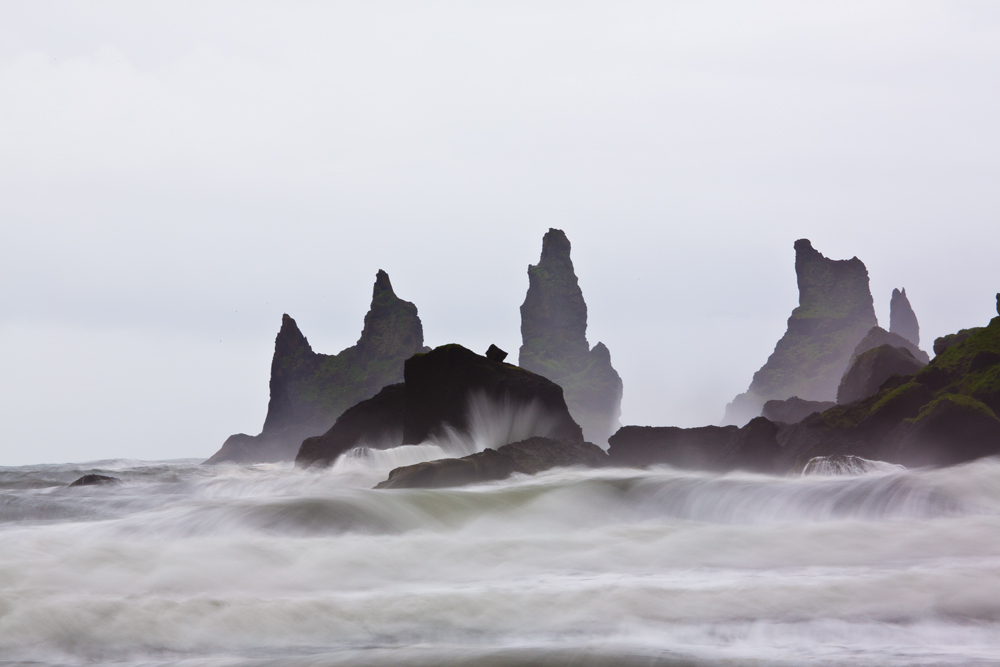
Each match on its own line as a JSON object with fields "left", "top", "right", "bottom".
{"left": 1, "top": 1, "right": 998, "bottom": 464}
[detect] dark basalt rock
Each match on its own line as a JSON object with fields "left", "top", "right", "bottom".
{"left": 295, "top": 384, "right": 406, "bottom": 467}
{"left": 837, "top": 344, "right": 926, "bottom": 405}
{"left": 375, "top": 437, "right": 607, "bottom": 489}
{"left": 518, "top": 229, "right": 623, "bottom": 444}
{"left": 607, "top": 425, "right": 738, "bottom": 470}
{"left": 724, "top": 239, "right": 878, "bottom": 425}
{"left": 762, "top": 397, "right": 836, "bottom": 424}
{"left": 69, "top": 474, "right": 121, "bottom": 487}
{"left": 486, "top": 344, "right": 508, "bottom": 363}
{"left": 887, "top": 394, "right": 1000, "bottom": 467}
{"left": 889, "top": 287, "right": 920, "bottom": 347}
{"left": 207, "top": 270, "right": 429, "bottom": 464}
{"left": 721, "top": 417, "right": 783, "bottom": 473}
{"left": 402, "top": 344, "right": 583, "bottom": 445}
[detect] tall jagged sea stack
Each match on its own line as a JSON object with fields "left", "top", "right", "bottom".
{"left": 206, "top": 270, "right": 428, "bottom": 464}
{"left": 518, "top": 229, "right": 623, "bottom": 444}
{"left": 724, "top": 239, "right": 877, "bottom": 425}
{"left": 890, "top": 287, "right": 920, "bottom": 347}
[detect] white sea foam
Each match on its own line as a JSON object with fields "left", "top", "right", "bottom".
{"left": 2, "top": 454, "right": 1000, "bottom": 666}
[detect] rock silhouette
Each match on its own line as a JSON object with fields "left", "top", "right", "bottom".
{"left": 762, "top": 397, "right": 836, "bottom": 424}
{"left": 206, "top": 270, "right": 428, "bottom": 464}
{"left": 296, "top": 344, "right": 583, "bottom": 467}
{"left": 836, "top": 344, "right": 926, "bottom": 405}
{"left": 723, "top": 239, "right": 877, "bottom": 425}
{"left": 849, "top": 326, "right": 930, "bottom": 366}
{"left": 518, "top": 229, "right": 623, "bottom": 444}
{"left": 889, "top": 287, "right": 920, "bottom": 347}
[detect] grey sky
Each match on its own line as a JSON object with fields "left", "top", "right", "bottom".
{"left": 1, "top": 1, "right": 998, "bottom": 465}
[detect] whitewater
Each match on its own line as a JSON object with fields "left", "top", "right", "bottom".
{"left": 4, "top": 447, "right": 1000, "bottom": 666}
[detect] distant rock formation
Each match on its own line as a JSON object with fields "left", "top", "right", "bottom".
{"left": 375, "top": 437, "right": 607, "bottom": 489}
{"left": 850, "top": 326, "right": 930, "bottom": 366}
{"left": 206, "top": 270, "right": 429, "bottom": 464}
{"left": 295, "top": 344, "right": 583, "bottom": 467}
{"left": 518, "top": 229, "right": 623, "bottom": 444}
{"left": 762, "top": 397, "right": 836, "bottom": 424}
{"left": 723, "top": 239, "right": 878, "bottom": 425}
{"left": 889, "top": 288, "right": 920, "bottom": 347}
{"left": 836, "top": 344, "right": 925, "bottom": 405}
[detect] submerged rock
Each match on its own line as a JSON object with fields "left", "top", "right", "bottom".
{"left": 889, "top": 287, "right": 920, "bottom": 347}
{"left": 297, "top": 344, "right": 583, "bottom": 467}
{"left": 375, "top": 437, "right": 607, "bottom": 489}
{"left": 518, "top": 229, "right": 623, "bottom": 445}
{"left": 837, "top": 344, "right": 926, "bottom": 405}
{"left": 69, "top": 474, "right": 121, "bottom": 487}
{"left": 723, "top": 239, "right": 877, "bottom": 425}
{"left": 207, "top": 271, "right": 429, "bottom": 464}
{"left": 762, "top": 397, "right": 836, "bottom": 424}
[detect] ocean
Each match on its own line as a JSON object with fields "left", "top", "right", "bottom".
{"left": 3, "top": 446, "right": 1000, "bottom": 666}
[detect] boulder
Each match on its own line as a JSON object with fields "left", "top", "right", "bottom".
{"left": 724, "top": 239, "right": 878, "bottom": 425}
{"left": 69, "top": 474, "right": 121, "bottom": 487}
{"left": 486, "top": 344, "right": 508, "bottom": 363}
{"left": 295, "top": 384, "right": 406, "bottom": 467}
{"left": 206, "top": 270, "right": 429, "bottom": 464}
{"left": 837, "top": 344, "right": 926, "bottom": 405}
{"left": 762, "top": 397, "right": 836, "bottom": 423}
{"left": 934, "top": 328, "right": 982, "bottom": 356}
{"left": 889, "top": 287, "right": 920, "bottom": 347}
{"left": 402, "top": 344, "right": 583, "bottom": 445}
{"left": 518, "top": 229, "right": 623, "bottom": 444}
{"left": 721, "top": 417, "right": 782, "bottom": 473}
{"left": 375, "top": 437, "right": 607, "bottom": 489}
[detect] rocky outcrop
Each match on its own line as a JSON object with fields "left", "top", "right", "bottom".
{"left": 762, "top": 397, "right": 836, "bottom": 424}
{"left": 836, "top": 344, "right": 926, "bottom": 405}
{"left": 375, "top": 437, "right": 607, "bottom": 489}
{"left": 206, "top": 270, "right": 429, "bottom": 464}
{"left": 890, "top": 287, "right": 920, "bottom": 347}
{"left": 518, "top": 229, "right": 623, "bottom": 444}
{"left": 295, "top": 384, "right": 406, "bottom": 467}
{"left": 778, "top": 308, "right": 1000, "bottom": 469}
{"left": 723, "top": 239, "right": 878, "bottom": 425}
{"left": 296, "top": 344, "right": 583, "bottom": 467}
{"left": 934, "top": 328, "right": 983, "bottom": 356}
{"left": 402, "top": 344, "right": 582, "bottom": 445}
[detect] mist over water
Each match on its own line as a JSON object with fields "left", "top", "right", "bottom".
{"left": 3, "top": 434, "right": 1000, "bottom": 666}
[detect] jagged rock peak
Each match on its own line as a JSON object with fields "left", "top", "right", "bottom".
{"left": 373, "top": 268, "right": 394, "bottom": 297}
{"left": 519, "top": 229, "right": 622, "bottom": 445}
{"left": 357, "top": 270, "right": 425, "bottom": 363}
{"left": 263, "top": 314, "right": 318, "bottom": 433}
{"left": 723, "top": 239, "right": 877, "bottom": 426}
{"left": 890, "top": 287, "right": 920, "bottom": 347}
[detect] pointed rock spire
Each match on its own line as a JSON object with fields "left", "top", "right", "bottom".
{"left": 519, "top": 229, "right": 622, "bottom": 444}
{"left": 890, "top": 287, "right": 920, "bottom": 347}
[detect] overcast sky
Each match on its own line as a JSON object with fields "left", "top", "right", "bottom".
{"left": 1, "top": 1, "right": 998, "bottom": 465}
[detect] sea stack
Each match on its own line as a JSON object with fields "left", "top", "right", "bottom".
{"left": 206, "top": 270, "right": 429, "bottom": 464}
{"left": 518, "top": 229, "right": 623, "bottom": 444}
{"left": 723, "top": 239, "right": 877, "bottom": 425}
{"left": 889, "top": 288, "right": 920, "bottom": 347}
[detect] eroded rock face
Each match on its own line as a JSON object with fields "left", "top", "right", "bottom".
{"left": 375, "top": 437, "right": 607, "bottom": 489}
{"left": 206, "top": 271, "right": 429, "bottom": 464}
{"left": 837, "top": 344, "right": 926, "bottom": 405}
{"left": 762, "top": 397, "right": 836, "bottom": 424}
{"left": 518, "top": 229, "right": 623, "bottom": 444}
{"left": 723, "top": 239, "right": 877, "bottom": 425}
{"left": 890, "top": 288, "right": 920, "bottom": 347}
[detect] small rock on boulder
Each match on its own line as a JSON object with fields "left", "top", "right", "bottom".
{"left": 486, "top": 344, "right": 508, "bottom": 363}
{"left": 375, "top": 437, "right": 607, "bottom": 489}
